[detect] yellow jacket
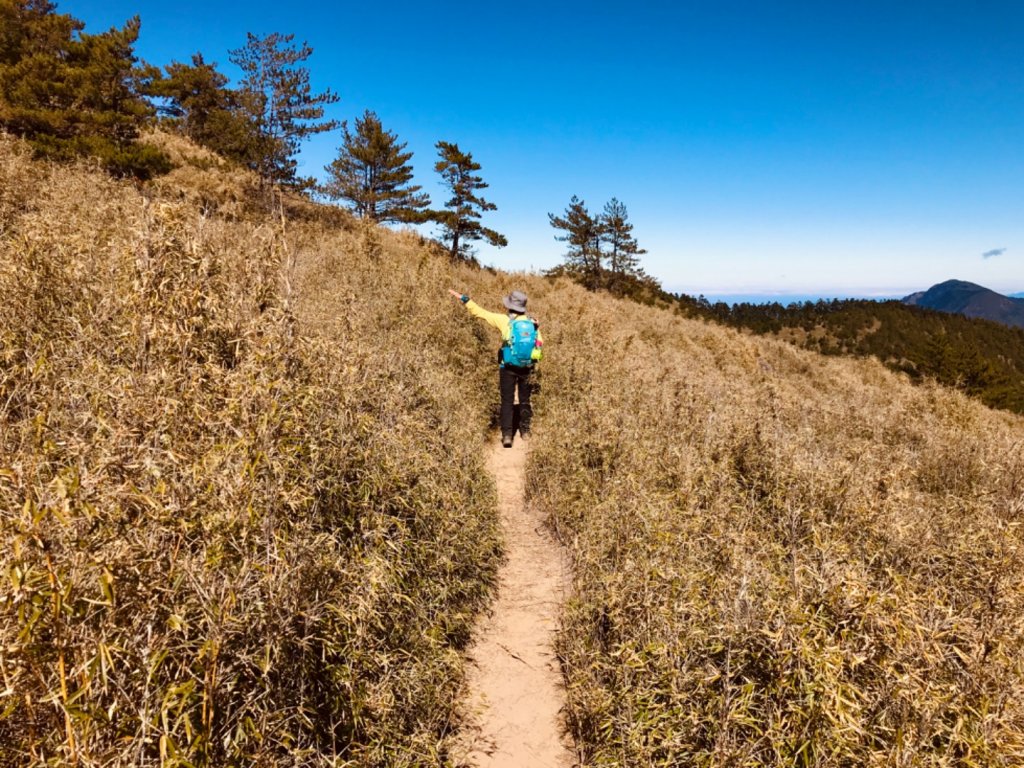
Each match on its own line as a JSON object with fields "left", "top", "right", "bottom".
{"left": 463, "top": 299, "right": 544, "bottom": 360}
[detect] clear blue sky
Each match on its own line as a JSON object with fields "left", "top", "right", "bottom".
{"left": 63, "top": 0, "right": 1024, "bottom": 297}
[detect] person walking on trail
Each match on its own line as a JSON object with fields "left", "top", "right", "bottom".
{"left": 449, "top": 289, "right": 543, "bottom": 448}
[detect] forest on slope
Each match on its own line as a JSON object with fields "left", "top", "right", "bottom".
{"left": 672, "top": 295, "right": 1024, "bottom": 414}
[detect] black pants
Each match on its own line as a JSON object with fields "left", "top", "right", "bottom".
{"left": 499, "top": 365, "right": 533, "bottom": 436}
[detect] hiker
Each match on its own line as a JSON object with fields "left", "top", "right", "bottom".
{"left": 448, "top": 289, "right": 543, "bottom": 448}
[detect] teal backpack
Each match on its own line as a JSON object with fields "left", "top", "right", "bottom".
{"left": 502, "top": 316, "right": 539, "bottom": 367}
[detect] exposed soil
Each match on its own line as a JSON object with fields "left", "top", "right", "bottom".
{"left": 452, "top": 435, "right": 577, "bottom": 767}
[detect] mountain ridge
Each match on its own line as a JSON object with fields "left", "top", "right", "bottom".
{"left": 903, "top": 279, "right": 1024, "bottom": 329}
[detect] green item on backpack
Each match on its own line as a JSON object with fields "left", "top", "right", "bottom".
{"left": 502, "top": 317, "right": 539, "bottom": 367}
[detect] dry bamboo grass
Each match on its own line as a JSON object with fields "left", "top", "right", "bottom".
{"left": 0, "top": 134, "right": 504, "bottom": 766}
{"left": 525, "top": 282, "right": 1024, "bottom": 765}
{"left": 141, "top": 130, "right": 351, "bottom": 227}
{"left": 7, "top": 126, "right": 1024, "bottom": 766}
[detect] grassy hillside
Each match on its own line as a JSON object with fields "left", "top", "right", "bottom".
{"left": 0, "top": 134, "right": 506, "bottom": 766}
{"left": 4, "top": 131, "right": 1024, "bottom": 767}
{"left": 527, "top": 290, "right": 1024, "bottom": 765}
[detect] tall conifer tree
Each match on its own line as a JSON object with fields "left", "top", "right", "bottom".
{"left": 431, "top": 141, "right": 507, "bottom": 261}
{"left": 150, "top": 54, "right": 229, "bottom": 135}
{"left": 0, "top": 0, "right": 69, "bottom": 65}
{"left": 0, "top": 0, "right": 168, "bottom": 177}
{"left": 322, "top": 110, "right": 430, "bottom": 223}
{"left": 228, "top": 32, "right": 339, "bottom": 189}
{"left": 601, "top": 198, "right": 647, "bottom": 291}
{"left": 147, "top": 53, "right": 255, "bottom": 156}
{"left": 549, "top": 196, "right": 603, "bottom": 290}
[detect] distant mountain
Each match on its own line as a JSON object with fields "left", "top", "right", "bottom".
{"left": 1012, "top": 292, "right": 1024, "bottom": 299}
{"left": 903, "top": 280, "right": 1024, "bottom": 329}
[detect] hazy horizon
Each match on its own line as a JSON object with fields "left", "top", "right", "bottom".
{"left": 673, "top": 291, "right": 903, "bottom": 306}
{"left": 666, "top": 282, "right": 1024, "bottom": 305}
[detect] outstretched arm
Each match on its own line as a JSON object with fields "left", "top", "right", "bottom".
{"left": 448, "top": 289, "right": 509, "bottom": 334}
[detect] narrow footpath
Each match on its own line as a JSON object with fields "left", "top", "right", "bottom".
{"left": 453, "top": 436, "right": 577, "bottom": 768}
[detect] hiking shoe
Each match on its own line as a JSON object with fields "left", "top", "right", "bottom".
{"left": 519, "top": 426, "right": 531, "bottom": 438}
{"left": 502, "top": 434, "right": 513, "bottom": 448}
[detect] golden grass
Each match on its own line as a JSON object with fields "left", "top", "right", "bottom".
{"left": 0, "top": 134, "right": 503, "bottom": 766}
{"left": 525, "top": 285, "right": 1024, "bottom": 765}
{"left": 5, "top": 128, "right": 1024, "bottom": 766}
{"left": 141, "top": 129, "right": 351, "bottom": 226}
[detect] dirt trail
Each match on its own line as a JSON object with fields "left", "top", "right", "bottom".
{"left": 453, "top": 436, "right": 576, "bottom": 768}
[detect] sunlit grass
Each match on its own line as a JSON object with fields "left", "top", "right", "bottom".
{"left": 0, "top": 134, "right": 502, "bottom": 766}
{"left": 527, "top": 287, "right": 1024, "bottom": 766}
{"left": 4, "top": 129, "right": 1024, "bottom": 766}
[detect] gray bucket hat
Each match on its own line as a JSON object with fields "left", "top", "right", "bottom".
{"left": 502, "top": 290, "right": 528, "bottom": 313}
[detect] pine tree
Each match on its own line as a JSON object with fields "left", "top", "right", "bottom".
{"left": 150, "top": 54, "right": 228, "bottom": 133}
{"left": 548, "top": 195, "right": 603, "bottom": 290}
{"left": 147, "top": 55, "right": 237, "bottom": 147}
{"left": 431, "top": 141, "right": 507, "bottom": 261}
{"left": 322, "top": 110, "right": 430, "bottom": 223}
{"left": 0, "top": 1, "right": 69, "bottom": 65}
{"left": 0, "top": 0, "right": 169, "bottom": 178}
{"left": 601, "top": 198, "right": 647, "bottom": 292}
{"left": 146, "top": 53, "right": 262, "bottom": 166}
{"left": 228, "top": 32, "right": 339, "bottom": 189}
